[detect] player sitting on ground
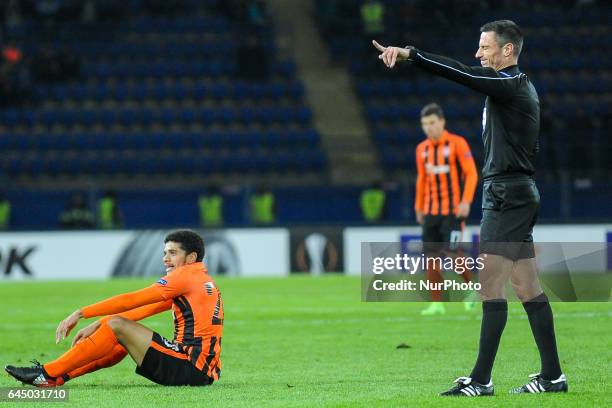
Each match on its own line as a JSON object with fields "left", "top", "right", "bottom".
{"left": 5, "top": 229, "right": 223, "bottom": 387}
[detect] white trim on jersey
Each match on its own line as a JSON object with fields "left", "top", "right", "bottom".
{"left": 417, "top": 53, "right": 524, "bottom": 81}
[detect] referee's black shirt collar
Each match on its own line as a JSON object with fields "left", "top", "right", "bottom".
{"left": 499, "top": 64, "right": 520, "bottom": 74}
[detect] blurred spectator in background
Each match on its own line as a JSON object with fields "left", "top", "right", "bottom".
{"left": 360, "top": 0, "right": 385, "bottom": 37}
{"left": 0, "top": 191, "right": 11, "bottom": 230}
{"left": 250, "top": 186, "right": 275, "bottom": 225}
{"left": 3, "top": 43, "right": 22, "bottom": 64}
{"left": 199, "top": 185, "right": 224, "bottom": 228}
{"left": 59, "top": 193, "right": 95, "bottom": 229}
{"left": 0, "top": 42, "right": 33, "bottom": 107}
{"left": 97, "top": 190, "right": 123, "bottom": 230}
{"left": 360, "top": 182, "right": 386, "bottom": 223}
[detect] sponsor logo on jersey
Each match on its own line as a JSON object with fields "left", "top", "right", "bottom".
{"left": 425, "top": 163, "right": 450, "bottom": 174}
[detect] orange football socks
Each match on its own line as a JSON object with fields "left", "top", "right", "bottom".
{"left": 44, "top": 320, "right": 120, "bottom": 378}
{"left": 64, "top": 344, "right": 128, "bottom": 381}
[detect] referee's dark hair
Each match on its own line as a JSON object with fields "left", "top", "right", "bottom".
{"left": 420, "top": 103, "right": 445, "bottom": 119}
{"left": 165, "top": 229, "right": 205, "bottom": 262}
{"left": 480, "top": 20, "right": 523, "bottom": 57}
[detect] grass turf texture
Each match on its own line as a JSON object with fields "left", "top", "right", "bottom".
{"left": 0, "top": 276, "right": 610, "bottom": 407}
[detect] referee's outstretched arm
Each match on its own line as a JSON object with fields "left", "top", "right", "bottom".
{"left": 372, "top": 40, "right": 522, "bottom": 100}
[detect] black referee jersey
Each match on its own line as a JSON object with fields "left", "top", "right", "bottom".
{"left": 406, "top": 49, "right": 540, "bottom": 180}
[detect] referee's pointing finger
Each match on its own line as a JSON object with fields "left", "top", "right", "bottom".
{"left": 372, "top": 40, "right": 386, "bottom": 52}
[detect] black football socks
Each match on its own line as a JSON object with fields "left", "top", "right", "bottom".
{"left": 522, "top": 292, "right": 562, "bottom": 380}
{"left": 469, "top": 299, "right": 508, "bottom": 384}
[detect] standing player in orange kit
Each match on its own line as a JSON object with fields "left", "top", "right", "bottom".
{"left": 415, "top": 103, "right": 479, "bottom": 315}
{"left": 5, "top": 230, "right": 223, "bottom": 387}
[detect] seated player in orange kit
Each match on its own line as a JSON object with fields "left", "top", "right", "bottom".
{"left": 5, "top": 230, "right": 223, "bottom": 387}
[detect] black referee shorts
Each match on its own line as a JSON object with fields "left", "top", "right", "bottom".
{"left": 479, "top": 175, "right": 540, "bottom": 261}
{"left": 135, "top": 332, "right": 214, "bottom": 386}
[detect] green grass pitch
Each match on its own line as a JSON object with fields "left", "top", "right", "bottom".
{"left": 0, "top": 276, "right": 610, "bottom": 407}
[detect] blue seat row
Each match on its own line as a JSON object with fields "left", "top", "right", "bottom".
{"left": 487, "top": 8, "right": 611, "bottom": 26}
{"left": 1, "top": 106, "right": 313, "bottom": 127}
{"left": 0, "top": 130, "right": 320, "bottom": 150}
{"left": 547, "top": 102, "right": 608, "bottom": 116}
{"left": 124, "top": 15, "right": 230, "bottom": 33}
{"left": 379, "top": 148, "right": 417, "bottom": 171}
{"left": 534, "top": 77, "right": 611, "bottom": 94}
{"left": 81, "top": 61, "right": 296, "bottom": 79}
{"left": 0, "top": 150, "right": 327, "bottom": 175}
{"left": 81, "top": 61, "right": 232, "bottom": 79}
{"left": 357, "top": 80, "right": 470, "bottom": 98}
{"left": 373, "top": 128, "right": 481, "bottom": 145}
{"left": 522, "top": 55, "right": 611, "bottom": 71}
{"left": 38, "top": 81, "right": 305, "bottom": 102}
{"left": 24, "top": 41, "right": 239, "bottom": 59}
{"left": 365, "top": 104, "right": 482, "bottom": 122}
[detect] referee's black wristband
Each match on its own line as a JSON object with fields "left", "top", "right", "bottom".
{"left": 404, "top": 46, "right": 418, "bottom": 61}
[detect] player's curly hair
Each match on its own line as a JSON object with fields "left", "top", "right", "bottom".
{"left": 165, "top": 229, "right": 205, "bottom": 262}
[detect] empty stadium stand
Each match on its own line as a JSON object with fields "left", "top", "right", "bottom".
{"left": 0, "top": 4, "right": 327, "bottom": 184}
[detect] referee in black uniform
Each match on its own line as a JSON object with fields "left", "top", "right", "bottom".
{"left": 373, "top": 20, "right": 567, "bottom": 396}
